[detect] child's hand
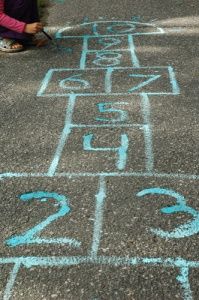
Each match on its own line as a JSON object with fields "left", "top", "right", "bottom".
{"left": 24, "top": 22, "right": 43, "bottom": 34}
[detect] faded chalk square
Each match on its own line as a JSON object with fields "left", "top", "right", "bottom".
{"left": 99, "top": 177, "right": 199, "bottom": 260}
{"left": 0, "top": 177, "right": 98, "bottom": 257}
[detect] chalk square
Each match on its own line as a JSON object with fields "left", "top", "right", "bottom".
{"left": 87, "top": 35, "right": 129, "bottom": 51}
{"left": 99, "top": 177, "right": 199, "bottom": 260}
{"left": 57, "top": 127, "right": 146, "bottom": 173}
{"left": 37, "top": 69, "right": 106, "bottom": 97}
{"left": 0, "top": 177, "right": 98, "bottom": 257}
{"left": 72, "top": 95, "right": 144, "bottom": 126}
{"left": 111, "top": 67, "right": 180, "bottom": 95}
{"left": 85, "top": 51, "right": 133, "bottom": 69}
{"left": 12, "top": 264, "right": 182, "bottom": 299}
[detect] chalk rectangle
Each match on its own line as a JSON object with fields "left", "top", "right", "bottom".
{"left": 37, "top": 68, "right": 106, "bottom": 97}
{"left": 111, "top": 66, "right": 180, "bottom": 95}
{"left": 37, "top": 67, "right": 179, "bottom": 97}
{"left": 87, "top": 35, "right": 129, "bottom": 51}
{"left": 56, "top": 127, "right": 146, "bottom": 173}
{"left": 99, "top": 177, "right": 199, "bottom": 260}
{"left": 72, "top": 95, "right": 144, "bottom": 126}
{"left": 85, "top": 51, "right": 133, "bottom": 69}
{"left": 0, "top": 177, "right": 98, "bottom": 258}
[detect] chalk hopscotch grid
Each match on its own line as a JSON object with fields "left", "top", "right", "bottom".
{"left": 37, "top": 67, "right": 180, "bottom": 97}
{"left": 0, "top": 20, "right": 198, "bottom": 300}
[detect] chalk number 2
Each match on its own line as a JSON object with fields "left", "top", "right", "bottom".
{"left": 5, "top": 191, "right": 81, "bottom": 248}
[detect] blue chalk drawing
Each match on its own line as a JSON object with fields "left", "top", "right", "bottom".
{"left": 2, "top": 16, "right": 199, "bottom": 300}
{"left": 1, "top": 255, "right": 199, "bottom": 270}
{"left": 93, "top": 52, "right": 122, "bottom": 67}
{"left": 55, "top": 21, "right": 165, "bottom": 39}
{"left": 97, "top": 37, "right": 122, "bottom": 50}
{"left": 96, "top": 102, "right": 128, "bottom": 123}
{"left": 128, "top": 34, "right": 140, "bottom": 67}
{"left": 168, "top": 65, "right": 180, "bottom": 95}
{"left": 53, "top": 0, "right": 65, "bottom": 3}
{"left": 37, "top": 67, "right": 179, "bottom": 97}
{"left": 128, "top": 74, "right": 161, "bottom": 93}
{"left": 82, "top": 17, "right": 90, "bottom": 24}
{"left": 83, "top": 133, "right": 129, "bottom": 170}
{"left": 1, "top": 172, "right": 199, "bottom": 180}
{"left": 90, "top": 176, "right": 106, "bottom": 257}
{"left": 5, "top": 191, "right": 81, "bottom": 247}
{"left": 131, "top": 16, "right": 142, "bottom": 22}
{"left": 141, "top": 93, "right": 154, "bottom": 172}
{"left": 104, "top": 67, "right": 113, "bottom": 94}
{"left": 37, "top": 68, "right": 54, "bottom": 97}
{"left": 48, "top": 94, "right": 76, "bottom": 176}
{"left": 3, "top": 261, "right": 21, "bottom": 300}
{"left": 106, "top": 22, "right": 136, "bottom": 34}
{"left": 80, "top": 36, "right": 89, "bottom": 69}
{"left": 59, "top": 74, "right": 90, "bottom": 90}
{"left": 0, "top": 255, "right": 198, "bottom": 300}
{"left": 137, "top": 188, "right": 199, "bottom": 239}
{"left": 177, "top": 267, "right": 193, "bottom": 300}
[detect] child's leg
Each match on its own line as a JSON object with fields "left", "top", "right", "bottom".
{"left": 0, "top": 38, "right": 23, "bottom": 52}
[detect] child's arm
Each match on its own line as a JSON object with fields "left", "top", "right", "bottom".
{"left": 0, "top": 0, "right": 43, "bottom": 35}
{"left": 0, "top": 0, "right": 26, "bottom": 33}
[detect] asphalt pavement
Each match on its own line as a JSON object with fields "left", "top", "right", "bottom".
{"left": 0, "top": 0, "right": 199, "bottom": 299}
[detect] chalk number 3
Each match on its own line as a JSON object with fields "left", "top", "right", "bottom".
{"left": 137, "top": 188, "right": 199, "bottom": 239}
{"left": 5, "top": 191, "right": 81, "bottom": 248}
